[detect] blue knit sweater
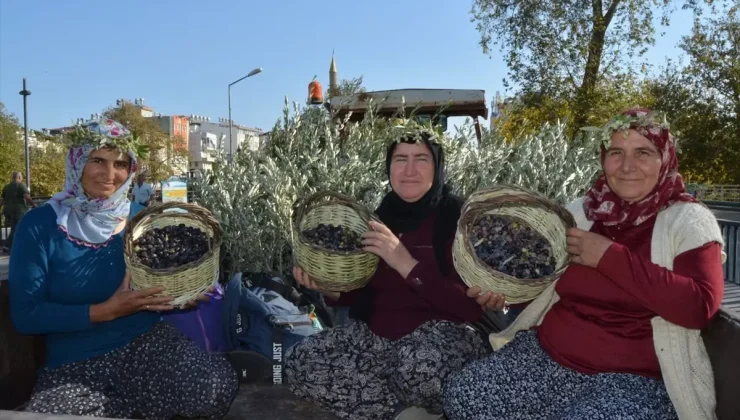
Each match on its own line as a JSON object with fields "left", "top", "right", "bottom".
{"left": 8, "top": 203, "right": 159, "bottom": 368}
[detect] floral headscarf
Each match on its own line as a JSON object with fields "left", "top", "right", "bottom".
{"left": 48, "top": 118, "right": 139, "bottom": 246}
{"left": 582, "top": 108, "right": 697, "bottom": 227}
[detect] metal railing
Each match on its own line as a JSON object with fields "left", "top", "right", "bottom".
{"left": 697, "top": 185, "right": 740, "bottom": 202}
{"left": 719, "top": 219, "right": 740, "bottom": 285}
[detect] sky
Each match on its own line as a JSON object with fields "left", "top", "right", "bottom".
{"left": 0, "top": 0, "right": 697, "bottom": 134}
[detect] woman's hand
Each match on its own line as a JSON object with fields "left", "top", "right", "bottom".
{"left": 362, "top": 221, "right": 418, "bottom": 278}
{"left": 466, "top": 287, "right": 506, "bottom": 311}
{"left": 566, "top": 227, "right": 614, "bottom": 268}
{"left": 180, "top": 287, "right": 214, "bottom": 310}
{"left": 91, "top": 273, "right": 174, "bottom": 323}
{"left": 293, "top": 265, "right": 340, "bottom": 301}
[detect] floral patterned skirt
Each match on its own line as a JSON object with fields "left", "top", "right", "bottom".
{"left": 443, "top": 329, "right": 679, "bottom": 420}
{"left": 24, "top": 322, "right": 239, "bottom": 420}
{"left": 285, "top": 320, "right": 489, "bottom": 420}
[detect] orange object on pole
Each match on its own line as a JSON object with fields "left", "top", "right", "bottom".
{"left": 308, "top": 81, "right": 324, "bottom": 104}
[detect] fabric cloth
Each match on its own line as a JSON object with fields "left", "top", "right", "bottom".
{"left": 583, "top": 108, "right": 696, "bottom": 227}
{"left": 1, "top": 181, "right": 30, "bottom": 216}
{"left": 285, "top": 320, "right": 489, "bottom": 420}
{"left": 328, "top": 212, "right": 482, "bottom": 340}
{"left": 537, "top": 217, "right": 724, "bottom": 377}
{"left": 48, "top": 118, "right": 138, "bottom": 246}
{"left": 8, "top": 204, "right": 159, "bottom": 368}
{"left": 24, "top": 322, "right": 238, "bottom": 420}
{"left": 132, "top": 182, "right": 154, "bottom": 205}
{"left": 443, "top": 330, "right": 678, "bottom": 420}
{"left": 483, "top": 198, "right": 725, "bottom": 420}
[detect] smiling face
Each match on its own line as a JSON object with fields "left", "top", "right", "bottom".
{"left": 389, "top": 142, "right": 435, "bottom": 203}
{"left": 81, "top": 148, "right": 132, "bottom": 199}
{"left": 603, "top": 129, "right": 663, "bottom": 203}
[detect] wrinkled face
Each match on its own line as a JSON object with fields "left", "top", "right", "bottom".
{"left": 81, "top": 148, "right": 131, "bottom": 199}
{"left": 603, "top": 129, "right": 662, "bottom": 203}
{"left": 389, "top": 142, "right": 435, "bottom": 203}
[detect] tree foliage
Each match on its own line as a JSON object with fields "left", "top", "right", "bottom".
{"left": 496, "top": 74, "right": 657, "bottom": 140}
{"left": 104, "top": 103, "right": 188, "bottom": 182}
{"left": 470, "top": 0, "right": 723, "bottom": 131}
{"left": 0, "top": 103, "right": 24, "bottom": 186}
{"left": 191, "top": 99, "right": 602, "bottom": 278}
{"left": 649, "top": 5, "right": 740, "bottom": 184}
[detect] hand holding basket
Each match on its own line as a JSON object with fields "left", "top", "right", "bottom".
{"left": 291, "top": 191, "right": 380, "bottom": 292}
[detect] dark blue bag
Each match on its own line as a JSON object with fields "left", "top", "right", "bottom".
{"left": 222, "top": 272, "right": 326, "bottom": 384}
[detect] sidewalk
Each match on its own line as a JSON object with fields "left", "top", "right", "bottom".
{"left": 0, "top": 255, "right": 8, "bottom": 282}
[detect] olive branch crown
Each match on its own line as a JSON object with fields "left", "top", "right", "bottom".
{"left": 581, "top": 110, "right": 670, "bottom": 148}
{"left": 387, "top": 118, "right": 443, "bottom": 147}
{"left": 64, "top": 124, "right": 150, "bottom": 159}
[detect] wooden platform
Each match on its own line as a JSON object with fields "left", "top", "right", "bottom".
{"left": 224, "top": 384, "right": 339, "bottom": 419}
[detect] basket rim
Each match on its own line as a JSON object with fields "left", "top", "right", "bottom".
{"left": 123, "top": 202, "right": 222, "bottom": 276}
{"left": 456, "top": 184, "right": 576, "bottom": 284}
{"left": 292, "top": 191, "right": 380, "bottom": 257}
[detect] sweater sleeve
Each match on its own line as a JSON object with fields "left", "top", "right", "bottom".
{"left": 401, "top": 243, "right": 483, "bottom": 323}
{"left": 8, "top": 213, "right": 93, "bottom": 335}
{"left": 596, "top": 241, "right": 724, "bottom": 330}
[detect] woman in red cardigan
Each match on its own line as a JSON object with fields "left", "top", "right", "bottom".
{"left": 286, "top": 130, "right": 505, "bottom": 420}
{"left": 443, "top": 109, "right": 725, "bottom": 420}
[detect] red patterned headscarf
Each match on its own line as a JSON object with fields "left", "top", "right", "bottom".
{"left": 582, "top": 108, "right": 697, "bottom": 227}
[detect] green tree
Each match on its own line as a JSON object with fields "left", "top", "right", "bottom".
{"left": 496, "top": 74, "right": 657, "bottom": 140}
{"left": 470, "top": 0, "right": 724, "bottom": 132}
{"left": 28, "top": 131, "right": 67, "bottom": 197}
{"left": 650, "top": 5, "right": 740, "bottom": 184}
{"left": 0, "top": 102, "right": 24, "bottom": 184}
{"left": 104, "top": 103, "right": 187, "bottom": 182}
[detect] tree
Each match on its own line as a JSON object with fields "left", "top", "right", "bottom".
{"left": 104, "top": 103, "right": 187, "bottom": 182}
{"left": 28, "top": 131, "right": 67, "bottom": 197}
{"left": 495, "top": 74, "right": 657, "bottom": 140}
{"left": 333, "top": 76, "right": 367, "bottom": 97}
{"left": 0, "top": 102, "right": 24, "bottom": 185}
{"left": 470, "top": 0, "right": 723, "bottom": 132}
{"left": 650, "top": 5, "right": 740, "bottom": 184}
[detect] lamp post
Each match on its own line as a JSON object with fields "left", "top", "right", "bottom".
{"left": 19, "top": 78, "right": 31, "bottom": 190}
{"left": 228, "top": 67, "right": 263, "bottom": 162}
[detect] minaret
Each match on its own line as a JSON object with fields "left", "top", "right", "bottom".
{"left": 329, "top": 51, "right": 338, "bottom": 96}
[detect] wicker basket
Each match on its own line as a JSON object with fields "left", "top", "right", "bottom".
{"left": 124, "top": 202, "right": 222, "bottom": 307}
{"left": 292, "top": 191, "right": 380, "bottom": 292}
{"left": 452, "top": 185, "right": 576, "bottom": 304}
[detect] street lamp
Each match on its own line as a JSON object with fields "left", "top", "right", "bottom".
{"left": 228, "top": 67, "right": 263, "bottom": 162}
{"left": 19, "top": 78, "right": 31, "bottom": 190}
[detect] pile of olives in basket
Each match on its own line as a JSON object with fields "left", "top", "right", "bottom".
{"left": 302, "top": 223, "right": 363, "bottom": 252}
{"left": 471, "top": 215, "right": 557, "bottom": 280}
{"left": 134, "top": 224, "right": 210, "bottom": 269}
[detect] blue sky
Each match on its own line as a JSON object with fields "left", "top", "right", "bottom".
{"left": 0, "top": 0, "right": 696, "bottom": 134}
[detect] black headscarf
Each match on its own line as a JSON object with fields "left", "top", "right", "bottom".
{"left": 375, "top": 131, "right": 463, "bottom": 276}
{"left": 348, "top": 131, "right": 462, "bottom": 322}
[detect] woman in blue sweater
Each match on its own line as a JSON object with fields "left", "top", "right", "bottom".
{"left": 8, "top": 119, "right": 238, "bottom": 419}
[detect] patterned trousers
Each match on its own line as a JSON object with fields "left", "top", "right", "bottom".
{"left": 443, "top": 330, "right": 678, "bottom": 420}
{"left": 285, "top": 320, "right": 489, "bottom": 420}
{"left": 25, "top": 322, "right": 239, "bottom": 420}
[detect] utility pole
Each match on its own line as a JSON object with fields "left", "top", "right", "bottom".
{"left": 19, "top": 78, "right": 31, "bottom": 191}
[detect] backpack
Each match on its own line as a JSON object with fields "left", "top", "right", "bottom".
{"left": 221, "top": 272, "right": 330, "bottom": 384}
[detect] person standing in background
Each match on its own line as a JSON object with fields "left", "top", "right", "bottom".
{"left": 0, "top": 172, "right": 36, "bottom": 253}
{"left": 130, "top": 173, "right": 153, "bottom": 206}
